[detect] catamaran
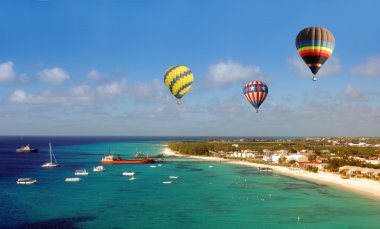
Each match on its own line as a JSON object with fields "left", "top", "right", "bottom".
{"left": 41, "top": 143, "right": 60, "bottom": 168}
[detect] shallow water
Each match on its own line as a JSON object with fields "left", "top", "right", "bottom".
{"left": 1, "top": 136, "right": 380, "bottom": 228}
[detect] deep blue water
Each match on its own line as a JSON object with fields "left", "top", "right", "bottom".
{"left": 1, "top": 136, "right": 380, "bottom": 229}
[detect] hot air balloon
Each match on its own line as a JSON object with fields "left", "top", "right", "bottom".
{"left": 243, "top": 81, "right": 268, "bottom": 113}
{"left": 295, "top": 26, "right": 335, "bottom": 81}
{"left": 164, "top": 65, "right": 193, "bottom": 104}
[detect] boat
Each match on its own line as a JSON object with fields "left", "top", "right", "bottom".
{"left": 257, "top": 167, "right": 273, "bottom": 172}
{"left": 101, "top": 154, "right": 156, "bottom": 164}
{"left": 135, "top": 152, "right": 164, "bottom": 158}
{"left": 169, "top": 176, "right": 178, "bottom": 179}
{"left": 16, "top": 144, "right": 39, "bottom": 153}
{"left": 341, "top": 175, "right": 350, "bottom": 179}
{"left": 16, "top": 178, "right": 37, "bottom": 185}
{"left": 93, "top": 166, "right": 105, "bottom": 172}
{"left": 129, "top": 177, "right": 137, "bottom": 181}
{"left": 65, "top": 177, "right": 81, "bottom": 182}
{"left": 150, "top": 165, "right": 157, "bottom": 168}
{"left": 74, "top": 169, "right": 89, "bottom": 176}
{"left": 41, "top": 143, "right": 60, "bottom": 168}
{"left": 122, "top": 171, "right": 135, "bottom": 176}
{"left": 162, "top": 181, "right": 172, "bottom": 184}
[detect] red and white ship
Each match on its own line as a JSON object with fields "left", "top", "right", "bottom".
{"left": 101, "top": 154, "right": 156, "bottom": 164}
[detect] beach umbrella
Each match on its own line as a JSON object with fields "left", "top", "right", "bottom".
{"left": 243, "top": 81, "right": 268, "bottom": 113}
{"left": 295, "top": 26, "right": 335, "bottom": 81}
{"left": 163, "top": 65, "right": 194, "bottom": 105}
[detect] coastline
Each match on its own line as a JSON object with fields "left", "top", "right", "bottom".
{"left": 161, "top": 147, "right": 380, "bottom": 201}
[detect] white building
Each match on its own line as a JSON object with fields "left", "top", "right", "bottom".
{"left": 285, "top": 154, "right": 309, "bottom": 163}
{"left": 271, "top": 154, "right": 285, "bottom": 164}
{"left": 263, "top": 155, "right": 271, "bottom": 162}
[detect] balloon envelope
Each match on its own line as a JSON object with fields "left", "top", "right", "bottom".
{"left": 243, "top": 81, "right": 268, "bottom": 112}
{"left": 295, "top": 27, "right": 335, "bottom": 77}
{"left": 164, "top": 65, "right": 193, "bottom": 103}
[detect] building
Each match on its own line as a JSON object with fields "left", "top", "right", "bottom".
{"left": 285, "top": 154, "right": 309, "bottom": 163}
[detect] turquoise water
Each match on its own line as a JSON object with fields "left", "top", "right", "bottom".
{"left": 1, "top": 139, "right": 380, "bottom": 228}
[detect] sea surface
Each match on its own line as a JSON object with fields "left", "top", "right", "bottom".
{"left": 1, "top": 136, "right": 380, "bottom": 229}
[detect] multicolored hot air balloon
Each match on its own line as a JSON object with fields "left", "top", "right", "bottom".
{"left": 164, "top": 65, "right": 194, "bottom": 104}
{"left": 243, "top": 81, "right": 268, "bottom": 113}
{"left": 295, "top": 26, "right": 335, "bottom": 81}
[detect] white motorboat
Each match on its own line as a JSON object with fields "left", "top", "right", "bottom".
{"left": 122, "top": 171, "right": 135, "bottom": 176}
{"left": 74, "top": 169, "right": 89, "bottom": 176}
{"left": 65, "top": 177, "right": 81, "bottom": 182}
{"left": 41, "top": 143, "right": 60, "bottom": 168}
{"left": 162, "top": 181, "right": 172, "bottom": 184}
{"left": 169, "top": 176, "right": 178, "bottom": 179}
{"left": 16, "top": 178, "right": 37, "bottom": 185}
{"left": 150, "top": 165, "right": 157, "bottom": 168}
{"left": 16, "top": 144, "right": 39, "bottom": 153}
{"left": 93, "top": 166, "right": 105, "bottom": 172}
{"left": 129, "top": 177, "right": 137, "bottom": 181}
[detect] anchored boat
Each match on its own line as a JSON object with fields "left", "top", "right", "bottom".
{"left": 17, "top": 178, "right": 37, "bottom": 185}
{"left": 101, "top": 154, "right": 156, "bottom": 164}
{"left": 41, "top": 143, "right": 60, "bottom": 168}
{"left": 16, "top": 144, "right": 39, "bottom": 153}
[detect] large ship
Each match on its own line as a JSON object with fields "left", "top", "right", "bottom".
{"left": 16, "top": 144, "right": 39, "bottom": 153}
{"left": 101, "top": 154, "right": 156, "bottom": 164}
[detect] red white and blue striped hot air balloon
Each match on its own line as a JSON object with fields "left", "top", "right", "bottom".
{"left": 243, "top": 81, "right": 268, "bottom": 113}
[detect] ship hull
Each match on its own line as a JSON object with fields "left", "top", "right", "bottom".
{"left": 16, "top": 149, "right": 39, "bottom": 153}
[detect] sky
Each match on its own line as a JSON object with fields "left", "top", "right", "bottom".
{"left": 0, "top": 0, "right": 380, "bottom": 137}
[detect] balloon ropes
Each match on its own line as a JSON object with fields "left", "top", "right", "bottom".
{"left": 243, "top": 81, "right": 268, "bottom": 113}
{"left": 295, "top": 27, "right": 335, "bottom": 81}
{"left": 164, "top": 65, "right": 194, "bottom": 105}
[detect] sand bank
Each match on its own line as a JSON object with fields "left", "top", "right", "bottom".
{"left": 161, "top": 147, "right": 380, "bottom": 201}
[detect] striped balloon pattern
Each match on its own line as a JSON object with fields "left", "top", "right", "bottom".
{"left": 243, "top": 81, "right": 268, "bottom": 113}
{"left": 164, "top": 65, "right": 193, "bottom": 104}
{"left": 296, "top": 27, "right": 335, "bottom": 79}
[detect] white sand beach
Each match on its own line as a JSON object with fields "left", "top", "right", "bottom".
{"left": 161, "top": 147, "right": 380, "bottom": 201}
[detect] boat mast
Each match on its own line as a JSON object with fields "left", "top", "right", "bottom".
{"left": 49, "top": 143, "right": 53, "bottom": 163}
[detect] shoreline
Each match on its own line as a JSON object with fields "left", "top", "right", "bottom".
{"left": 161, "top": 147, "right": 380, "bottom": 201}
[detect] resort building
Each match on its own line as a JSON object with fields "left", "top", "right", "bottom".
{"left": 285, "top": 154, "right": 309, "bottom": 163}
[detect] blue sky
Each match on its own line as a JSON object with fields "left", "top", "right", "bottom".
{"left": 0, "top": 0, "right": 380, "bottom": 136}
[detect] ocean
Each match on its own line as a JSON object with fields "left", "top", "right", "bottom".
{"left": 1, "top": 136, "right": 380, "bottom": 229}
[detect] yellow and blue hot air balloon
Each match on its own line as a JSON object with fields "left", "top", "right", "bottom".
{"left": 295, "top": 26, "right": 335, "bottom": 81}
{"left": 164, "top": 65, "right": 194, "bottom": 104}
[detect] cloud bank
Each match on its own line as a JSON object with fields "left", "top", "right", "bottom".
{"left": 206, "top": 60, "right": 270, "bottom": 85}
{"left": 350, "top": 57, "right": 380, "bottom": 77}
{"left": 38, "top": 67, "right": 70, "bottom": 84}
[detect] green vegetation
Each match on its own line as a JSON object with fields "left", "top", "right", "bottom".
{"left": 165, "top": 139, "right": 380, "bottom": 173}
{"left": 305, "top": 166, "right": 318, "bottom": 173}
{"left": 166, "top": 139, "right": 380, "bottom": 157}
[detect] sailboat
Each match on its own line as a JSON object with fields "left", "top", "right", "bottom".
{"left": 41, "top": 143, "right": 60, "bottom": 167}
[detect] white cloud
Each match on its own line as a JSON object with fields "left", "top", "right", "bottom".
{"left": 288, "top": 56, "right": 341, "bottom": 78}
{"left": 38, "top": 67, "right": 70, "bottom": 84}
{"left": 0, "top": 61, "right": 17, "bottom": 83}
{"left": 350, "top": 57, "right": 380, "bottom": 77}
{"left": 344, "top": 84, "right": 364, "bottom": 100}
{"left": 8, "top": 80, "right": 127, "bottom": 106}
{"left": 87, "top": 70, "right": 103, "bottom": 80}
{"left": 8, "top": 87, "right": 94, "bottom": 106}
{"left": 206, "top": 60, "right": 270, "bottom": 85}
{"left": 128, "top": 79, "right": 169, "bottom": 103}
{"left": 96, "top": 79, "right": 127, "bottom": 98}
